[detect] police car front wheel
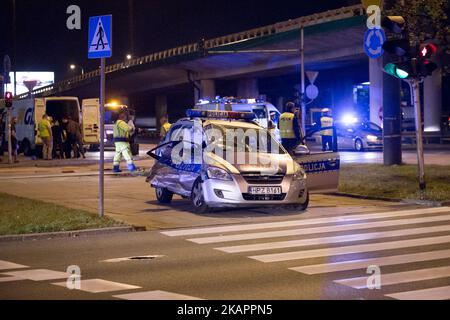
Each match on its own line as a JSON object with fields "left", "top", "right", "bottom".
{"left": 191, "top": 178, "right": 211, "bottom": 214}
{"left": 155, "top": 187, "right": 173, "bottom": 204}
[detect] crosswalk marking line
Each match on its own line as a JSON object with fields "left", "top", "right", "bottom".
{"left": 385, "top": 286, "right": 450, "bottom": 300}
{"left": 52, "top": 279, "right": 141, "bottom": 293}
{"left": 289, "top": 249, "right": 450, "bottom": 275}
{"left": 189, "top": 214, "right": 450, "bottom": 244}
{"left": 216, "top": 224, "right": 450, "bottom": 253}
{"left": 161, "top": 207, "right": 450, "bottom": 237}
{"left": 250, "top": 235, "right": 450, "bottom": 263}
{"left": 0, "top": 260, "right": 28, "bottom": 271}
{"left": 113, "top": 290, "right": 203, "bottom": 300}
{"left": 334, "top": 266, "right": 450, "bottom": 289}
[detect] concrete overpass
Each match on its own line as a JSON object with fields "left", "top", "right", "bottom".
{"left": 18, "top": 4, "right": 442, "bottom": 132}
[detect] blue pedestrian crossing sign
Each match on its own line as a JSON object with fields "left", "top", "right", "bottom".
{"left": 88, "top": 15, "right": 112, "bottom": 59}
{"left": 364, "top": 28, "right": 386, "bottom": 59}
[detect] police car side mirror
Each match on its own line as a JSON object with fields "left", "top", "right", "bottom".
{"left": 293, "top": 145, "right": 310, "bottom": 156}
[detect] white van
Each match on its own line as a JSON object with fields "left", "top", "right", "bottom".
{"left": 8, "top": 97, "right": 100, "bottom": 156}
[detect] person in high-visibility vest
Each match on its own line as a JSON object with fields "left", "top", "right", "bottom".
{"left": 320, "top": 108, "right": 334, "bottom": 151}
{"left": 113, "top": 110, "right": 136, "bottom": 173}
{"left": 159, "top": 115, "right": 172, "bottom": 142}
{"left": 38, "top": 114, "right": 53, "bottom": 160}
{"left": 279, "top": 102, "right": 302, "bottom": 153}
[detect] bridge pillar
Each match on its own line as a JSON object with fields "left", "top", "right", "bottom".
{"left": 237, "top": 78, "right": 259, "bottom": 98}
{"left": 369, "top": 58, "right": 383, "bottom": 127}
{"left": 424, "top": 69, "right": 442, "bottom": 133}
{"left": 155, "top": 95, "right": 168, "bottom": 131}
{"left": 200, "top": 79, "right": 216, "bottom": 100}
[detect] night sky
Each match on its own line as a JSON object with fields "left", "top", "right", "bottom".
{"left": 0, "top": 0, "right": 357, "bottom": 80}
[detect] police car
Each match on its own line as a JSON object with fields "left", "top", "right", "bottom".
{"left": 146, "top": 110, "right": 340, "bottom": 213}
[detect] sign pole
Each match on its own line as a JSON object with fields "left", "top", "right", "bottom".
{"left": 7, "top": 109, "right": 12, "bottom": 164}
{"left": 410, "top": 78, "right": 426, "bottom": 191}
{"left": 300, "top": 27, "right": 306, "bottom": 138}
{"left": 99, "top": 57, "right": 105, "bottom": 217}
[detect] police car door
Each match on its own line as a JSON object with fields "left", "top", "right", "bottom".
{"left": 150, "top": 123, "right": 187, "bottom": 195}
{"left": 296, "top": 151, "right": 340, "bottom": 193}
{"left": 81, "top": 99, "right": 100, "bottom": 144}
{"left": 34, "top": 98, "right": 45, "bottom": 145}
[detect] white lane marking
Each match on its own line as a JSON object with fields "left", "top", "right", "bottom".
{"left": 189, "top": 214, "right": 450, "bottom": 244}
{"left": 113, "top": 290, "right": 203, "bottom": 300}
{"left": 217, "top": 224, "right": 450, "bottom": 253}
{"left": 1, "top": 269, "right": 69, "bottom": 281}
{"left": 385, "top": 286, "right": 450, "bottom": 300}
{"left": 0, "top": 260, "right": 28, "bottom": 270}
{"left": 290, "top": 249, "right": 450, "bottom": 275}
{"left": 52, "top": 279, "right": 141, "bottom": 293}
{"left": 250, "top": 235, "right": 450, "bottom": 263}
{"left": 162, "top": 207, "right": 450, "bottom": 237}
{"left": 334, "top": 266, "right": 450, "bottom": 289}
{"left": 0, "top": 275, "right": 26, "bottom": 283}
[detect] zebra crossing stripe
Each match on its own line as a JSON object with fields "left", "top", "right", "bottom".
{"left": 385, "top": 286, "right": 450, "bottom": 300}
{"left": 250, "top": 235, "right": 450, "bottom": 263}
{"left": 113, "top": 290, "right": 203, "bottom": 300}
{"left": 189, "top": 214, "right": 450, "bottom": 244}
{"left": 334, "top": 266, "right": 450, "bottom": 289}
{"left": 216, "top": 224, "right": 450, "bottom": 253}
{"left": 289, "top": 249, "right": 450, "bottom": 275}
{"left": 161, "top": 207, "right": 450, "bottom": 237}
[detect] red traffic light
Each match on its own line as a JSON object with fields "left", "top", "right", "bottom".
{"left": 4, "top": 91, "right": 13, "bottom": 108}
{"left": 5, "top": 92, "right": 13, "bottom": 100}
{"left": 420, "top": 43, "right": 438, "bottom": 58}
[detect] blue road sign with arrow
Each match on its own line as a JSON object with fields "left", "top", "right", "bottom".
{"left": 364, "top": 28, "right": 386, "bottom": 59}
{"left": 88, "top": 15, "right": 112, "bottom": 59}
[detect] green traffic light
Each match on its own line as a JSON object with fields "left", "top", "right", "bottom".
{"left": 383, "top": 63, "right": 409, "bottom": 79}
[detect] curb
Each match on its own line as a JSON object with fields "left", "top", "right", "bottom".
{"left": 0, "top": 226, "right": 146, "bottom": 243}
{"left": 333, "top": 192, "right": 449, "bottom": 207}
{"left": 332, "top": 192, "right": 401, "bottom": 203}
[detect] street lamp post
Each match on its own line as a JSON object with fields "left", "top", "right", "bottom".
{"left": 70, "top": 64, "right": 84, "bottom": 75}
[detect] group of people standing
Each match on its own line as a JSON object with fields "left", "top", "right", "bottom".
{"left": 37, "top": 114, "right": 85, "bottom": 160}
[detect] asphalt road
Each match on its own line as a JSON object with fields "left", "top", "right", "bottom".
{"left": 0, "top": 145, "right": 449, "bottom": 300}
{"left": 1, "top": 205, "right": 450, "bottom": 300}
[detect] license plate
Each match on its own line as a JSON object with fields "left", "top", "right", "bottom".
{"left": 248, "top": 186, "right": 282, "bottom": 195}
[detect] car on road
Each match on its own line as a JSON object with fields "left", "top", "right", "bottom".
{"left": 146, "top": 109, "right": 309, "bottom": 213}
{"left": 147, "top": 109, "right": 340, "bottom": 213}
{"left": 336, "top": 121, "right": 383, "bottom": 151}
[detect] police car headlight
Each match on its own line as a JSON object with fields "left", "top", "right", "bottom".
{"left": 367, "top": 135, "right": 378, "bottom": 142}
{"left": 293, "top": 163, "right": 306, "bottom": 180}
{"left": 206, "top": 167, "right": 232, "bottom": 181}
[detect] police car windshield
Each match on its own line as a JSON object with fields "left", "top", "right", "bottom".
{"left": 206, "top": 124, "right": 285, "bottom": 154}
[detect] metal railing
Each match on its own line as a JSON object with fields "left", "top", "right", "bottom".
{"left": 17, "top": 4, "right": 364, "bottom": 100}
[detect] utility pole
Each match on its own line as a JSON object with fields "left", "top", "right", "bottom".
{"left": 300, "top": 27, "right": 306, "bottom": 138}
{"left": 409, "top": 75, "right": 426, "bottom": 190}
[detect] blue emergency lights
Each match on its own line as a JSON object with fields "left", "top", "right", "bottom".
{"left": 186, "top": 109, "right": 256, "bottom": 121}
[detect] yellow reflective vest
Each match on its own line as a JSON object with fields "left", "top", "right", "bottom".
{"left": 113, "top": 120, "right": 130, "bottom": 141}
{"left": 38, "top": 119, "right": 52, "bottom": 138}
{"left": 160, "top": 122, "right": 172, "bottom": 138}
{"left": 279, "top": 112, "right": 296, "bottom": 139}
{"left": 321, "top": 116, "right": 333, "bottom": 136}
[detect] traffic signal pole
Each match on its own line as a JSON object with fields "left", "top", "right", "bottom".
{"left": 7, "top": 109, "right": 12, "bottom": 164}
{"left": 409, "top": 76, "right": 426, "bottom": 190}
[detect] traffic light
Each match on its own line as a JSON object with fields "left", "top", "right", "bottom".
{"left": 381, "top": 16, "right": 409, "bottom": 57}
{"left": 4, "top": 91, "right": 13, "bottom": 108}
{"left": 418, "top": 42, "right": 438, "bottom": 77}
{"left": 383, "top": 62, "right": 410, "bottom": 79}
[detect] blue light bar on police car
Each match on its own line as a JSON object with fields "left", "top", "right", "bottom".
{"left": 186, "top": 109, "right": 256, "bottom": 121}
